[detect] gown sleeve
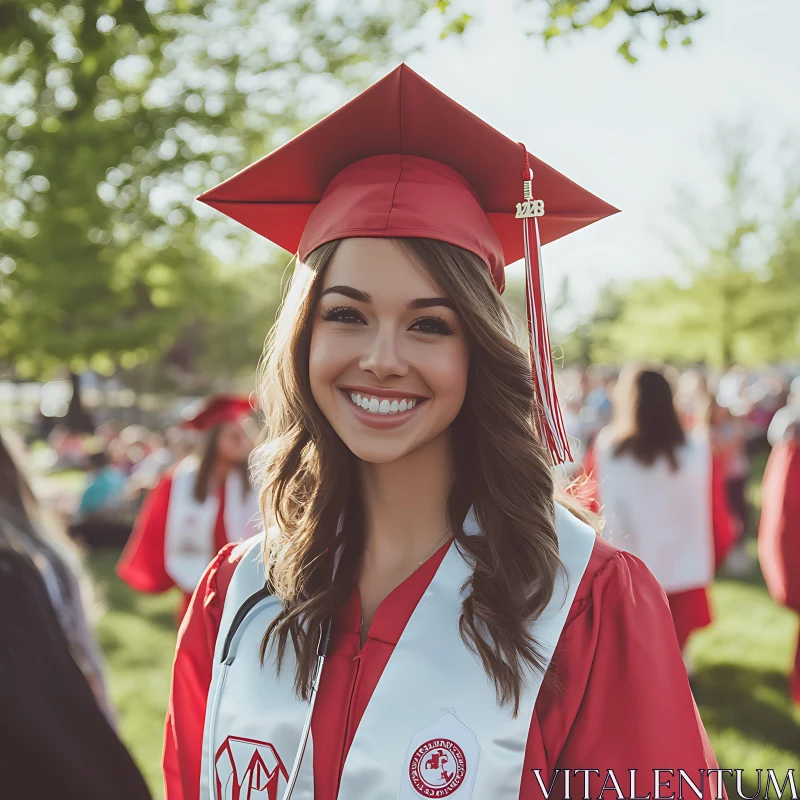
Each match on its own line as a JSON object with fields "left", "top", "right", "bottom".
{"left": 162, "top": 542, "right": 241, "bottom": 800}
{"left": 523, "top": 542, "right": 721, "bottom": 800}
{"left": 116, "top": 475, "right": 174, "bottom": 593}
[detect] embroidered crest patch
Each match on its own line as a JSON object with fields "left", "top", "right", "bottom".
{"left": 214, "top": 735, "right": 288, "bottom": 800}
{"left": 408, "top": 738, "right": 467, "bottom": 797}
{"left": 402, "top": 711, "right": 479, "bottom": 799}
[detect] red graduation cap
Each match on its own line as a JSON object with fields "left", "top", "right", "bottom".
{"left": 198, "top": 64, "right": 618, "bottom": 463}
{"left": 180, "top": 395, "right": 253, "bottom": 432}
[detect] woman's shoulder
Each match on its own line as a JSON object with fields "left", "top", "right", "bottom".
{"left": 193, "top": 533, "right": 266, "bottom": 616}
{"left": 563, "top": 527, "right": 668, "bottom": 628}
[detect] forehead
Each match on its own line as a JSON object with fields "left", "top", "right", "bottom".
{"left": 321, "top": 238, "right": 444, "bottom": 298}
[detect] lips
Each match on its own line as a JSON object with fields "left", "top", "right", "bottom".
{"left": 339, "top": 385, "right": 426, "bottom": 400}
{"left": 338, "top": 387, "right": 427, "bottom": 429}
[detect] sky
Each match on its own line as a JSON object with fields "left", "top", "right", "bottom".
{"left": 402, "top": 0, "right": 800, "bottom": 323}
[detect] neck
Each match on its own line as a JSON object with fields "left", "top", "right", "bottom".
{"left": 357, "top": 430, "right": 455, "bottom": 573}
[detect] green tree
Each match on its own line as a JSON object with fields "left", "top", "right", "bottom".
{"left": 558, "top": 281, "right": 627, "bottom": 365}
{"left": 436, "top": 0, "right": 706, "bottom": 62}
{"left": 757, "top": 204, "right": 800, "bottom": 361}
{"left": 593, "top": 129, "right": 800, "bottom": 367}
{"left": 0, "top": 0, "right": 432, "bottom": 423}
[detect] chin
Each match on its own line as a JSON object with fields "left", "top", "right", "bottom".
{"left": 335, "top": 422, "right": 453, "bottom": 466}
{"left": 335, "top": 431, "right": 417, "bottom": 465}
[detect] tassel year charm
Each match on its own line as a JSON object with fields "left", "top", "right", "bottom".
{"left": 518, "top": 147, "right": 572, "bottom": 465}
{"left": 515, "top": 178, "right": 545, "bottom": 219}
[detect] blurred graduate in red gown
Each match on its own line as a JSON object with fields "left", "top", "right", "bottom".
{"left": 117, "top": 395, "right": 260, "bottom": 620}
{"left": 758, "top": 421, "right": 800, "bottom": 705}
{"left": 580, "top": 365, "right": 733, "bottom": 658}
{"left": 162, "top": 66, "right": 720, "bottom": 800}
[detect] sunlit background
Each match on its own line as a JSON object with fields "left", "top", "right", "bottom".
{"left": 1, "top": 1, "right": 799, "bottom": 796}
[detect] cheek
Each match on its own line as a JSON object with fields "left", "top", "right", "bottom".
{"left": 424, "top": 341, "right": 470, "bottom": 405}
{"left": 309, "top": 324, "right": 352, "bottom": 396}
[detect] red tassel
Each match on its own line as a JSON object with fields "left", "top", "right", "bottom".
{"left": 520, "top": 148, "right": 572, "bottom": 465}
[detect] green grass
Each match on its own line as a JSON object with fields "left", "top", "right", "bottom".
{"left": 681, "top": 450, "right": 799, "bottom": 792}
{"left": 86, "top": 455, "right": 800, "bottom": 799}
{"left": 87, "top": 551, "right": 181, "bottom": 799}
{"left": 692, "top": 579, "right": 799, "bottom": 791}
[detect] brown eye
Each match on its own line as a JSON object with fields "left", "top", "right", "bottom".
{"left": 322, "top": 306, "right": 366, "bottom": 325}
{"left": 411, "top": 316, "right": 455, "bottom": 336}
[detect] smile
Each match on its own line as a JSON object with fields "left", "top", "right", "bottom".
{"left": 338, "top": 387, "right": 428, "bottom": 429}
{"left": 348, "top": 392, "right": 419, "bottom": 415}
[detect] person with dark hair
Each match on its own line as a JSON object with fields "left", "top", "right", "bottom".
{"left": 162, "top": 67, "right": 719, "bottom": 800}
{"left": 116, "top": 395, "right": 259, "bottom": 620}
{"left": 582, "top": 364, "right": 734, "bottom": 657}
{"left": 0, "top": 429, "right": 152, "bottom": 800}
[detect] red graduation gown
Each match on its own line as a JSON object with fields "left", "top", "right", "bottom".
{"left": 758, "top": 440, "right": 800, "bottom": 704}
{"left": 576, "top": 448, "right": 734, "bottom": 650}
{"left": 116, "top": 474, "right": 228, "bottom": 620}
{"left": 163, "top": 535, "right": 720, "bottom": 800}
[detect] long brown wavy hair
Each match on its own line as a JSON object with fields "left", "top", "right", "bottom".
{"left": 610, "top": 364, "right": 687, "bottom": 471}
{"left": 252, "top": 237, "right": 574, "bottom": 714}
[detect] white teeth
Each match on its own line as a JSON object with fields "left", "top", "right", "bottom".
{"left": 346, "top": 392, "right": 420, "bottom": 415}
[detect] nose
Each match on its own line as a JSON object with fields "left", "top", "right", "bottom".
{"left": 359, "top": 324, "right": 408, "bottom": 381}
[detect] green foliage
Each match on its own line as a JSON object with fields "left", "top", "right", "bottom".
{"left": 87, "top": 549, "right": 180, "bottom": 798}
{"left": 118, "top": 259, "right": 285, "bottom": 394}
{"left": 561, "top": 128, "right": 800, "bottom": 367}
{"left": 540, "top": 0, "right": 706, "bottom": 63}
{"left": 170, "top": 259, "right": 286, "bottom": 386}
{"left": 558, "top": 282, "right": 627, "bottom": 366}
{"left": 434, "top": 0, "right": 706, "bottom": 62}
{"left": 438, "top": 12, "right": 473, "bottom": 39}
{"left": 0, "top": 0, "right": 432, "bottom": 380}
{"left": 595, "top": 271, "right": 792, "bottom": 366}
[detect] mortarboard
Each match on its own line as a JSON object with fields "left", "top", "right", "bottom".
{"left": 198, "top": 64, "right": 618, "bottom": 463}
{"left": 180, "top": 395, "right": 253, "bottom": 432}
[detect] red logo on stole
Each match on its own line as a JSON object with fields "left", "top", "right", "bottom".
{"left": 214, "top": 736, "right": 289, "bottom": 800}
{"left": 408, "top": 738, "right": 467, "bottom": 797}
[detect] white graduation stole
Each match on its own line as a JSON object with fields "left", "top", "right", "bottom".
{"left": 199, "top": 505, "right": 595, "bottom": 800}
{"left": 593, "top": 428, "right": 714, "bottom": 594}
{"left": 164, "top": 457, "right": 261, "bottom": 593}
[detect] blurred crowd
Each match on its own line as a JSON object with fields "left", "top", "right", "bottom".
{"left": 560, "top": 363, "right": 799, "bottom": 542}
{"left": 31, "top": 420, "right": 197, "bottom": 550}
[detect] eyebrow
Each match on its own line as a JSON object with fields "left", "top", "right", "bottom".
{"left": 321, "top": 285, "right": 455, "bottom": 310}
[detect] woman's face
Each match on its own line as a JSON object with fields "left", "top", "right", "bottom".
{"left": 309, "top": 238, "right": 470, "bottom": 465}
{"left": 215, "top": 420, "right": 253, "bottom": 465}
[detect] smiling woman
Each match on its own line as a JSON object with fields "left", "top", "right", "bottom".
{"left": 162, "top": 65, "right": 722, "bottom": 800}
{"left": 310, "top": 238, "right": 470, "bottom": 459}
